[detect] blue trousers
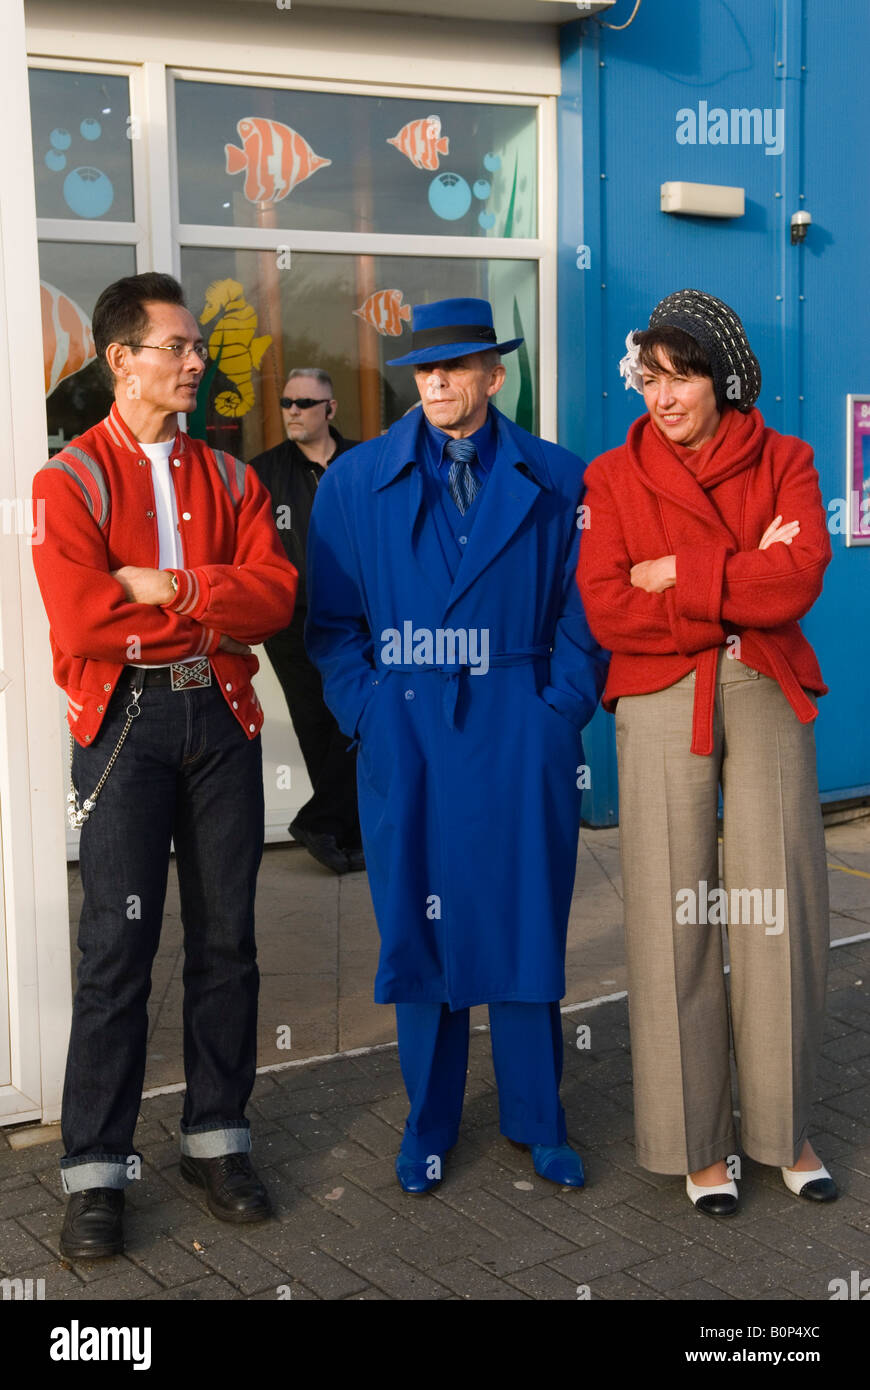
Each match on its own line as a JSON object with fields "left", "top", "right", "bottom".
{"left": 61, "top": 676, "right": 264, "bottom": 1193}
{"left": 395, "top": 1001, "right": 567, "bottom": 1160}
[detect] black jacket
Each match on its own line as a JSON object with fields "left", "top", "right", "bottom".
{"left": 249, "top": 426, "right": 359, "bottom": 612}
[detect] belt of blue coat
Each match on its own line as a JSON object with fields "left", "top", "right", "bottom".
{"left": 383, "top": 645, "right": 551, "bottom": 729}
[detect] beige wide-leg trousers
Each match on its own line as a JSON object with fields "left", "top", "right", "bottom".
{"left": 614, "top": 655, "right": 829, "bottom": 1173}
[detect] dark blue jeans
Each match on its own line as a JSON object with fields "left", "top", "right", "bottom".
{"left": 60, "top": 674, "right": 264, "bottom": 1193}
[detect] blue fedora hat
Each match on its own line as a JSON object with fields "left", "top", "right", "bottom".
{"left": 386, "top": 297, "right": 522, "bottom": 367}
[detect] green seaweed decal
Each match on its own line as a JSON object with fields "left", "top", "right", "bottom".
{"left": 502, "top": 154, "right": 519, "bottom": 240}
{"left": 513, "top": 297, "right": 534, "bottom": 433}
{"left": 186, "top": 347, "right": 222, "bottom": 442}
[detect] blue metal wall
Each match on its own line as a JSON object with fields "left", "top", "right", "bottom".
{"left": 558, "top": 0, "right": 870, "bottom": 825}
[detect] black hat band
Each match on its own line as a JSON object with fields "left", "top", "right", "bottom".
{"left": 411, "top": 323, "right": 498, "bottom": 352}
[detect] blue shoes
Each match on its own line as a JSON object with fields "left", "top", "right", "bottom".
{"left": 395, "top": 1151, "right": 444, "bottom": 1194}
{"left": 529, "top": 1143, "right": 586, "bottom": 1188}
{"left": 395, "top": 1142, "right": 586, "bottom": 1192}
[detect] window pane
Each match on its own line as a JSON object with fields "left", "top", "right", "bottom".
{"left": 39, "top": 241, "right": 138, "bottom": 451}
{"left": 29, "top": 69, "right": 134, "bottom": 222}
{"left": 179, "top": 248, "right": 537, "bottom": 459}
{"left": 175, "top": 81, "right": 536, "bottom": 238}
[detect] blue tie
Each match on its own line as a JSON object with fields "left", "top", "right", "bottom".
{"left": 445, "top": 437, "right": 480, "bottom": 516}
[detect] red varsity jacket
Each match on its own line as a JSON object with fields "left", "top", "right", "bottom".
{"left": 32, "top": 403, "right": 298, "bottom": 746}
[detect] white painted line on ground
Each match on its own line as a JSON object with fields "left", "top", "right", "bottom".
{"left": 561, "top": 990, "right": 628, "bottom": 1013}
{"left": 138, "top": 931, "right": 870, "bottom": 1098}
{"left": 828, "top": 929, "right": 870, "bottom": 948}
{"left": 141, "top": 1040, "right": 400, "bottom": 1099}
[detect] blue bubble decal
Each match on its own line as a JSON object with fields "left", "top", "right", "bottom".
{"left": 80, "top": 118, "right": 102, "bottom": 141}
{"left": 478, "top": 211, "right": 496, "bottom": 230}
{"left": 63, "top": 167, "right": 115, "bottom": 218}
{"left": 45, "top": 150, "right": 67, "bottom": 172}
{"left": 428, "top": 172, "right": 472, "bottom": 222}
{"left": 50, "top": 128, "right": 72, "bottom": 151}
{"left": 483, "top": 153, "right": 501, "bottom": 173}
{"left": 473, "top": 179, "right": 491, "bottom": 201}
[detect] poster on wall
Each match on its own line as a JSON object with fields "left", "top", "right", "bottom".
{"left": 846, "top": 395, "right": 870, "bottom": 546}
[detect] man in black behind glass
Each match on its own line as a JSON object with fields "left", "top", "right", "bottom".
{"left": 250, "top": 367, "right": 362, "bottom": 873}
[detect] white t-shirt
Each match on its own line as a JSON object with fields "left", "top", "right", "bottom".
{"left": 136, "top": 438, "right": 195, "bottom": 669}
{"left": 142, "top": 438, "right": 181, "bottom": 571}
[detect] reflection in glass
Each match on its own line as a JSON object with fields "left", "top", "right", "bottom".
{"left": 180, "top": 248, "right": 537, "bottom": 460}
{"left": 38, "top": 242, "right": 138, "bottom": 451}
{"left": 29, "top": 69, "right": 134, "bottom": 222}
{"left": 175, "top": 81, "right": 536, "bottom": 239}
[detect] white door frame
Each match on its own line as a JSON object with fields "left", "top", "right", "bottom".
{"left": 0, "top": 0, "right": 72, "bottom": 1126}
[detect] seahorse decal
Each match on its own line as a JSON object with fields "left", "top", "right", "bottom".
{"left": 199, "top": 278, "right": 272, "bottom": 418}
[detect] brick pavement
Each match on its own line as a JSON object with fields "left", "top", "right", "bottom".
{"left": 1, "top": 936, "right": 868, "bottom": 1302}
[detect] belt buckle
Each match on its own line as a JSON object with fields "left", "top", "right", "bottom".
{"left": 170, "top": 658, "right": 212, "bottom": 691}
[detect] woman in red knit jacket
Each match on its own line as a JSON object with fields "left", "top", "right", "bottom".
{"left": 577, "top": 289, "right": 836, "bottom": 1217}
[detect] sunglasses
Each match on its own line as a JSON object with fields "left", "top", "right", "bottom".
{"left": 280, "top": 397, "right": 332, "bottom": 410}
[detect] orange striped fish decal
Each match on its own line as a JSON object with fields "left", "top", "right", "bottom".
{"left": 387, "top": 116, "right": 449, "bottom": 172}
{"left": 40, "top": 281, "right": 96, "bottom": 396}
{"left": 353, "top": 289, "right": 412, "bottom": 337}
{"left": 225, "top": 118, "right": 331, "bottom": 206}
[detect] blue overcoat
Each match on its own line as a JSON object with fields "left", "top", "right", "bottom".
{"left": 305, "top": 405, "right": 609, "bottom": 1009}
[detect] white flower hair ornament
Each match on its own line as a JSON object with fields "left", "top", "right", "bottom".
{"left": 618, "top": 330, "right": 644, "bottom": 394}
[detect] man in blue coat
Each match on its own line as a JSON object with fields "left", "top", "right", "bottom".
{"left": 306, "top": 298, "right": 609, "bottom": 1193}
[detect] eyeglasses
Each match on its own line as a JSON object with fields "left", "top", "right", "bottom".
{"left": 280, "top": 397, "right": 332, "bottom": 410}
{"left": 120, "top": 342, "right": 209, "bottom": 363}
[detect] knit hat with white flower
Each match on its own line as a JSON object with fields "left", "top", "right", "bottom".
{"left": 619, "top": 289, "right": 761, "bottom": 413}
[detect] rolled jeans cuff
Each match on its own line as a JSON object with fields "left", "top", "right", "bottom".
{"left": 60, "top": 1155, "right": 132, "bottom": 1193}
{"left": 179, "top": 1126, "right": 251, "bottom": 1159}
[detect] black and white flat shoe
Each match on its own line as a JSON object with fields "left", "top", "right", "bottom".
{"left": 781, "top": 1163, "right": 838, "bottom": 1202}
{"left": 686, "top": 1174, "right": 739, "bottom": 1217}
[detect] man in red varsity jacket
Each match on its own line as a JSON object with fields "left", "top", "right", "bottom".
{"left": 31, "top": 273, "right": 298, "bottom": 1259}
